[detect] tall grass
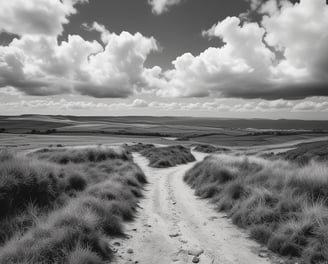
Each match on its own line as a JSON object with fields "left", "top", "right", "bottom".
{"left": 32, "top": 146, "right": 131, "bottom": 164}
{"left": 0, "top": 147, "right": 147, "bottom": 263}
{"left": 184, "top": 154, "right": 328, "bottom": 263}
{"left": 132, "top": 144, "right": 195, "bottom": 168}
{"left": 0, "top": 151, "right": 80, "bottom": 244}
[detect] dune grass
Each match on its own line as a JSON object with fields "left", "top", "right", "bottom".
{"left": 32, "top": 146, "right": 131, "bottom": 164}
{"left": 0, "top": 150, "right": 85, "bottom": 244}
{"left": 192, "top": 144, "right": 230, "bottom": 154}
{"left": 125, "top": 143, "right": 155, "bottom": 153}
{"left": 136, "top": 145, "right": 195, "bottom": 168}
{"left": 184, "top": 154, "right": 328, "bottom": 263}
{"left": 0, "top": 147, "right": 146, "bottom": 263}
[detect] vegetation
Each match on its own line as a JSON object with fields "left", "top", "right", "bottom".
{"left": 30, "top": 129, "right": 57, "bottom": 134}
{"left": 125, "top": 143, "right": 155, "bottom": 153}
{"left": 32, "top": 146, "right": 131, "bottom": 164}
{"left": 277, "top": 141, "right": 328, "bottom": 165}
{"left": 0, "top": 147, "right": 146, "bottom": 263}
{"left": 184, "top": 154, "right": 328, "bottom": 263}
{"left": 127, "top": 144, "right": 195, "bottom": 168}
{"left": 193, "top": 144, "right": 230, "bottom": 153}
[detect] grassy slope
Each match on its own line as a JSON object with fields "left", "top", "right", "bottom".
{"left": 0, "top": 147, "right": 146, "bottom": 264}
{"left": 127, "top": 144, "right": 196, "bottom": 168}
{"left": 277, "top": 141, "right": 328, "bottom": 165}
{"left": 184, "top": 154, "right": 328, "bottom": 264}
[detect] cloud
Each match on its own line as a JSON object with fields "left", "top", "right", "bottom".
{"left": 4, "top": 97, "right": 328, "bottom": 114}
{"left": 1, "top": 0, "right": 327, "bottom": 104}
{"left": 263, "top": 0, "right": 328, "bottom": 82}
{"left": 0, "top": 1, "right": 160, "bottom": 99}
{"left": 148, "top": 0, "right": 182, "bottom": 15}
{"left": 257, "top": 99, "right": 293, "bottom": 110}
{"left": 293, "top": 101, "right": 328, "bottom": 112}
{"left": 157, "top": 16, "right": 276, "bottom": 98}
{"left": 0, "top": 23, "right": 159, "bottom": 98}
{"left": 154, "top": 0, "right": 328, "bottom": 100}
{"left": 131, "top": 99, "right": 149, "bottom": 107}
{"left": 0, "top": 98, "right": 150, "bottom": 110}
{"left": 0, "top": 0, "right": 87, "bottom": 36}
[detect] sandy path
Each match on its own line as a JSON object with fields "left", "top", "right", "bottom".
{"left": 111, "top": 152, "right": 279, "bottom": 264}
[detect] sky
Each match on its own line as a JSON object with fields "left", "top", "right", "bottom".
{"left": 0, "top": 0, "right": 328, "bottom": 119}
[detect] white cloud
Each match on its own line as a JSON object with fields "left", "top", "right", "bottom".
{"left": 157, "top": 16, "right": 276, "bottom": 98}
{"left": 148, "top": 0, "right": 182, "bottom": 15}
{"left": 1, "top": 0, "right": 328, "bottom": 106}
{"left": 263, "top": 0, "right": 328, "bottom": 83}
{"left": 131, "top": 99, "right": 149, "bottom": 108}
{"left": 153, "top": 0, "right": 328, "bottom": 100}
{"left": 0, "top": 0, "right": 87, "bottom": 36}
{"left": 0, "top": 98, "right": 150, "bottom": 110}
{"left": 257, "top": 99, "right": 293, "bottom": 110}
{"left": 0, "top": 24, "right": 159, "bottom": 98}
{"left": 293, "top": 101, "right": 328, "bottom": 112}
{"left": 4, "top": 97, "right": 328, "bottom": 114}
{"left": 148, "top": 100, "right": 232, "bottom": 112}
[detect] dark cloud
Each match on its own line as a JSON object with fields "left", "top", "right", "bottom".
{"left": 75, "top": 83, "right": 133, "bottom": 98}
{"left": 219, "top": 82, "right": 328, "bottom": 100}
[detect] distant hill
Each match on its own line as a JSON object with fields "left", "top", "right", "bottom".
{"left": 1, "top": 115, "right": 328, "bottom": 131}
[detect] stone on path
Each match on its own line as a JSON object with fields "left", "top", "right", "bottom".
{"left": 188, "top": 248, "right": 204, "bottom": 257}
{"left": 192, "top": 256, "right": 200, "bottom": 263}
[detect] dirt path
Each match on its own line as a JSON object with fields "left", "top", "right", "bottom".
{"left": 111, "top": 152, "right": 280, "bottom": 264}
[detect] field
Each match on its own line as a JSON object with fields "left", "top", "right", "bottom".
{"left": 1, "top": 115, "right": 328, "bottom": 264}
{"left": 1, "top": 115, "right": 328, "bottom": 152}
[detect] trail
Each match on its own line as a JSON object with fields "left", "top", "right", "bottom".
{"left": 111, "top": 152, "right": 281, "bottom": 264}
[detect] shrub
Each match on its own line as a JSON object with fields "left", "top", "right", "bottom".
{"left": 67, "top": 174, "right": 87, "bottom": 191}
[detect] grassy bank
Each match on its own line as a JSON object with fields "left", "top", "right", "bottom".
{"left": 277, "top": 141, "right": 328, "bottom": 165}
{"left": 184, "top": 154, "right": 328, "bottom": 264}
{"left": 192, "top": 144, "right": 230, "bottom": 153}
{"left": 127, "top": 144, "right": 195, "bottom": 168}
{"left": 0, "top": 147, "right": 146, "bottom": 264}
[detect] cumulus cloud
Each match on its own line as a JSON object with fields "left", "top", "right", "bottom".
{"left": 1, "top": 0, "right": 328, "bottom": 105}
{"left": 0, "top": 23, "right": 159, "bottom": 98}
{"left": 0, "top": 0, "right": 87, "bottom": 36}
{"left": 0, "top": 0, "right": 160, "bottom": 99}
{"left": 148, "top": 0, "right": 182, "bottom": 15}
{"left": 154, "top": 0, "right": 328, "bottom": 100}
{"left": 157, "top": 16, "right": 275, "bottom": 98}
{"left": 293, "top": 101, "right": 328, "bottom": 112}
